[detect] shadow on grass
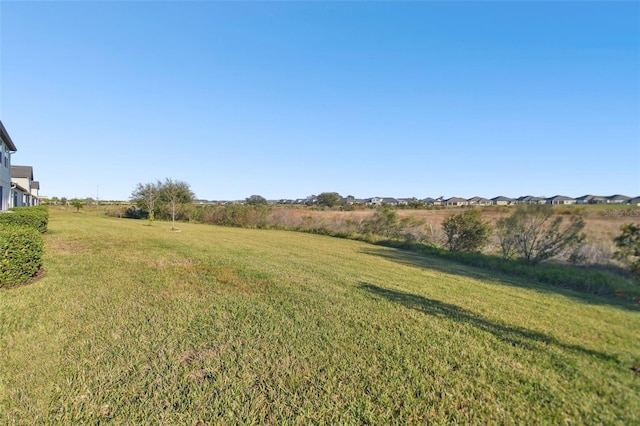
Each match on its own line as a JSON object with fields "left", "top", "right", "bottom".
{"left": 359, "top": 282, "right": 617, "bottom": 362}
{"left": 360, "top": 246, "right": 640, "bottom": 312}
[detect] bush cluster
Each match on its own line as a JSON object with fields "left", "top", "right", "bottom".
{"left": 0, "top": 224, "right": 44, "bottom": 288}
{"left": 0, "top": 206, "right": 47, "bottom": 288}
{"left": 0, "top": 205, "right": 49, "bottom": 233}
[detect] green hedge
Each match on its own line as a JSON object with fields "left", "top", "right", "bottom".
{"left": 0, "top": 206, "right": 49, "bottom": 233}
{"left": 0, "top": 224, "right": 44, "bottom": 288}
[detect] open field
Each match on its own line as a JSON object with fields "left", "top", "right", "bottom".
{"left": 1, "top": 208, "right": 639, "bottom": 423}
{"left": 264, "top": 205, "right": 639, "bottom": 266}
{"left": 272, "top": 205, "right": 639, "bottom": 242}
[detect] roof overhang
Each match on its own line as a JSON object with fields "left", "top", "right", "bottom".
{"left": 0, "top": 121, "right": 17, "bottom": 152}
{"left": 11, "top": 182, "right": 29, "bottom": 193}
{"left": 11, "top": 166, "right": 33, "bottom": 180}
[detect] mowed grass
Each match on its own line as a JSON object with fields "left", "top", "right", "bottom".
{"left": 1, "top": 209, "right": 639, "bottom": 424}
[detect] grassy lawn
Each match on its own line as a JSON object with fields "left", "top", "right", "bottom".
{"left": 1, "top": 208, "right": 639, "bottom": 424}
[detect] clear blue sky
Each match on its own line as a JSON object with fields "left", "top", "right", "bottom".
{"left": 1, "top": 1, "right": 638, "bottom": 201}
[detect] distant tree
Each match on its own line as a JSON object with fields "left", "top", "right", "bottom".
{"left": 160, "top": 178, "right": 194, "bottom": 231}
{"left": 495, "top": 205, "right": 585, "bottom": 264}
{"left": 442, "top": 209, "right": 492, "bottom": 252}
{"left": 60, "top": 197, "right": 68, "bottom": 206}
{"left": 614, "top": 223, "right": 640, "bottom": 281}
{"left": 49, "top": 196, "right": 60, "bottom": 205}
{"left": 245, "top": 195, "right": 268, "bottom": 205}
{"left": 71, "top": 199, "right": 83, "bottom": 213}
{"left": 131, "top": 180, "right": 162, "bottom": 225}
{"left": 317, "top": 192, "right": 342, "bottom": 208}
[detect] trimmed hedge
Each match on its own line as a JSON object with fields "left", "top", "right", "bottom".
{"left": 0, "top": 206, "right": 49, "bottom": 233}
{"left": 0, "top": 223, "right": 44, "bottom": 288}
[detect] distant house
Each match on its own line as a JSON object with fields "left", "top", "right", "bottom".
{"left": 517, "top": 195, "right": 546, "bottom": 205}
{"left": 364, "top": 197, "right": 383, "bottom": 206}
{"left": 0, "top": 121, "right": 17, "bottom": 211}
{"left": 364, "top": 197, "right": 398, "bottom": 206}
{"left": 575, "top": 195, "right": 607, "bottom": 204}
{"left": 397, "top": 198, "right": 416, "bottom": 206}
{"left": 547, "top": 195, "right": 575, "bottom": 205}
{"left": 342, "top": 195, "right": 356, "bottom": 205}
{"left": 607, "top": 194, "right": 631, "bottom": 204}
{"left": 11, "top": 166, "right": 40, "bottom": 206}
{"left": 381, "top": 197, "right": 399, "bottom": 206}
{"left": 444, "top": 197, "right": 468, "bottom": 207}
{"left": 467, "top": 196, "right": 491, "bottom": 206}
{"left": 491, "top": 196, "right": 514, "bottom": 206}
{"left": 340, "top": 195, "right": 365, "bottom": 205}
{"left": 421, "top": 197, "right": 436, "bottom": 206}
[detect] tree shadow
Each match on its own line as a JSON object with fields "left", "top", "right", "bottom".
{"left": 359, "top": 282, "right": 617, "bottom": 361}
{"left": 360, "top": 246, "right": 639, "bottom": 312}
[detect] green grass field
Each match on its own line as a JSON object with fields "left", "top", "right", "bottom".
{"left": 1, "top": 209, "right": 639, "bottom": 424}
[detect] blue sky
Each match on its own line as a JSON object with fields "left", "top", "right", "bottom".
{"left": 1, "top": 1, "right": 638, "bottom": 201}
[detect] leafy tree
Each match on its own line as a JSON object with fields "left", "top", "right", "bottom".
{"left": 495, "top": 205, "right": 585, "bottom": 265}
{"left": 614, "top": 223, "right": 640, "bottom": 281}
{"left": 131, "top": 180, "right": 162, "bottom": 224}
{"left": 160, "top": 178, "right": 194, "bottom": 230}
{"left": 442, "top": 209, "right": 492, "bottom": 252}
{"left": 316, "top": 192, "right": 342, "bottom": 208}
{"left": 245, "top": 195, "right": 268, "bottom": 205}
{"left": 71, "top": 199, "right": 83, "bottom": 213}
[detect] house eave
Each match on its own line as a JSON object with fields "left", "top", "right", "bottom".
{"left": 0, "top": 121, "right": 18, "bottom": 152}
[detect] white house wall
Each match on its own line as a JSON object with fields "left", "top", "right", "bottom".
{"left": 0, "top": 143, "right": 11, "bottom": 210}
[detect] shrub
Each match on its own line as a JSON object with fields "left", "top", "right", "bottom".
{"left": 0, "top": 206, "right": 49, "bottom": 233}
{"left": 442, "top": 209, "right": 492, "bottom": 252}
{"left": 363, "top": 205, "right": 402, "bottom": 238}
{"left": 614, "top": 223, "right": 640, "bottom": 281}
{"left": 495, "top": 205, "right": 585, "bottom": 265}
{"left": 124, "top": 207, "right": 148, "bottom": 219}
{"left": 203, "top": 204, "right": 272, "bottom": 229}
{"left": 0, "top": 224, "right": 44, "bottom": 288}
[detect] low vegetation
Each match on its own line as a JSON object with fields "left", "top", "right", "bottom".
{"left": 496, "top": 205, "right": 585, "bottom": 264}
{"left": 1, "top": 208, "right": 639, "bottom": 424}
{"left": 442, "top": 209, "right": 492, "bottom": 252}
{"left": 115, "top": 199, "right": 638, "bottom": 299}
{"left": 0, "top": 223, "right": 43, "bottom": 288}
{"left": 0, "top": 205, "right": 49, "bottom": 233}
{"left": 0, "top": 206, "right": 48, "bottom": 288}
{"left": 615, "top": 223, "right": 640, "bottom": 281}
